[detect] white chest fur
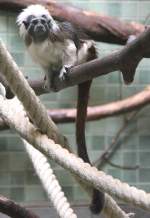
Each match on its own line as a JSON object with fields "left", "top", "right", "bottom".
{"left": 28, "top": 39, "right": 77, "bottom": 70}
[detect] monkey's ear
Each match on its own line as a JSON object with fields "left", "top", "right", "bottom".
{"left": 23, "top": 21, "right": 29, "bottom": 29}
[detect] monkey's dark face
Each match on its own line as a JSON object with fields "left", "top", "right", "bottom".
{"left": 23, "top": 15, "right": 51, "bottom": 42}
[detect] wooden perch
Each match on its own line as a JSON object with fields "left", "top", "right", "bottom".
{"left": 0, "top": 195, "right": 40, "bottom": 218}
{"left": 47, "top": 86, "right": 150, "bottom": 123}
{"left": 51, "top": 27, "right": 150, "bottom": 91}
{"left": 0, "top": 0, "right": 145, "bottom": 44}
{"left": 2, "top": 26, "right": 150, "bottom": 96}
{"left": 0, "top": 85, "right": 150, "bottom": 130}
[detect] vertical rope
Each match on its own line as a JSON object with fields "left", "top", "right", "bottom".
{"left": 23, "top": 140, "right": 77, "bottom": 218}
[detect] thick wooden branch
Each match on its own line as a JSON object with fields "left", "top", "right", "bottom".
{"left": 52, "top": 27, "right": 150, "bottom": 91}
{"left": 0, "top": 195, "right": 40, "bottom": 218}
{"left": 0, "top": 0, "right": 145, "bottom": 44}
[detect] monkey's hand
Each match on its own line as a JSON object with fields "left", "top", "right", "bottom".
{"left": 59, "top": 65, "right": 72, "bottom": 81}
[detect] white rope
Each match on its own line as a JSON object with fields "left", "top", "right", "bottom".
{"left": 0, "top": 96, "right": 149, "bottom": 214}
{"left": 104, "top": 194, "right": 134, "bottom": 218}
{"left": 23, "top": 140, "right": 77, "bottom": 218}
{"left": 0, "top": 40, "right": 66, "bottom": 146}
{"left": 0, "top": 40, "right": 135, "bottom": 217}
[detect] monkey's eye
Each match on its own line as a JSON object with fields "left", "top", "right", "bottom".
{"left": 32, "top": 19, "right": 38, "bottom": 25}
{"left": 41, "top": 19, "right": 46, "bottom": 25}
{"left": 42, "top": 15, "right": 47, "bottom": 19}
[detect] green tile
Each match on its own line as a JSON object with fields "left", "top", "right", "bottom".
{"left": 137, "top": 184, "right": 150, "bottom": 193}
{"left": 106, "top": 85, "right": 122, "bottom": 102}
{"left": 7, "top": 137, "right": 24, "bottom": 152}
{"left": 58, "top": 87, "right": 77, "bottom": 102}
{"left": 90, "top": 86, "right": 106, "bottom": 104}
{"left": 7, "top": 15, "right": 18, "bottom": 33}
{"left": 91, "top": 136, "right": 105, "bottom": 150}
{"left": 123, "top": 152, "right": 137, "bottom": 166}
{"left": 139, "top": 168, "right": 150, "bottom": 183}
{"left": 62, "top": 186, "right": 74, "bottom": 201}
{"left": 25, "top": 171, "right": 41, "bottom": 185}
{"left": 55, "top": 170, "right": 74, "bottom": 186}
{"left": 73, "top": 185, "right": 89, "bottom": 202}
{"left": 120, "top": 2, "right": 138, "bottom": 19}
{"left": 123, "top": 170, "right": 137, "bottom": 183}
{"left": 40, "top": 93, "right": 58, "bottom": 102}
{"left": 25, "top": 186, "right": 47, "bottom": 202}
{"left": 0, "top": 153, "right": 10, "bottom": 170}
{"left": 0, "top": 16, "right": 7, "bottom": 32}
{"left": 10, "top": 187, "right": 25, "bottom": 202}
{"left": 88, "top": 120, "right": 106, "bottom": 135}
{"left": 0, "top": 172, "right": 11, "bottom": 186}
{"left": 0, "top": 188, "right": 10, "bottom": 197}
{"left": 9, "top": 153, "right": 32, "bottom": 171}
{"left": 139, "top": 152, "right": 150, "bottom": 167}
{"left": 122, "top": 135, "right": 138, "bottom": 151}
{"left": 122, "top": 86, "right": 138, "bottom": 98}
{"left": 106, "top": 117, "right": 123, "bottom": 135}
{"left": 139, "top": 135, "right": 150, "bottom": 150}
{"left": 139, "top": 69, "right": 150, "bottom": 84}
{"left": 0, "top": 33, "right": 8, "bottom": 44}
{"left": 137, "top": 117, "right": 150, "bottom": 134}
{"left": 107, "top": 3, "right": 121, "bottom": 17}
{"left": 107, "top": 72, "right": 120, "bottom": 84}
{"left": 11, "top": 52, "right": 25, "bottom": 66}
{"left": 107, "top": 169, "right": 122, "bottom": 181}
{"left": 0, "top": 137, "right": 8, "bottom": 151}
{"left": 58, "top": 123, "right": 75, "bottom": 135}
{"left": 9, "top": 34, "right": 24, "bottom": 52}
{"left": 110, "top": 151, "right": 123, "bottom": 166}
{"left": 11, "top": 172, "right": 25, "bottom": 186}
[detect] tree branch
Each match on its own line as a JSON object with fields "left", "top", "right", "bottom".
{"left": 52, "top": 27, "right": 150, "bottom": 91}
{"left": 0, "top": 85, "right": 150, "bottom": 131}
{"left": 47, "top": 86, "right": 150, "bottom": 123}
{"left": 0, "top": 0, "right": 145, "bottom": 44}
{"left": 0, "top": 195, "right": 40, "bottom": 218}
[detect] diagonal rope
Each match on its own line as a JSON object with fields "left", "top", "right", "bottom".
{"left": 0, "top": 96, "right": 145, "bottom": 215}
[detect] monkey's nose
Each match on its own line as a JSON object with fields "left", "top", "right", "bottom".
{"left": 35, "top": 25, "right": 45, "bottom": 33}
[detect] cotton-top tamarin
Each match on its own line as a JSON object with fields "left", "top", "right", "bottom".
{"left": 17, "top": 4, "right": 105, "bottom": 214}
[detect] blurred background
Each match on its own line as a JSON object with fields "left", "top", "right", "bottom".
{"left": 0, "top": 0, "right": 150, "bottom": 217}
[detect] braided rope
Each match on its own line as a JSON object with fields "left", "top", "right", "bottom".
{"left": 23, "top": 140, "right": 77, "bottom": 218}
{"left": 0, "top": 97, "right": 150, "bottom": 214}
{"left": 104, "top": 194, "right": 134, "bottom": 218}
{"left": 11, "top": 99, "right": 131, "bottom": 218}
{"left": 0, "top": 40, "right": 66, "bottom": 146}
{"left": 0, "top": 40, "right": 139, "bottom": 217}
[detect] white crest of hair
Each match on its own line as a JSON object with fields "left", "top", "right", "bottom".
{"left": 17, "top": 5, "right": 51, "bottom": 25}
{"left": 17, "top": 4, "right": 59, "bottom": 38}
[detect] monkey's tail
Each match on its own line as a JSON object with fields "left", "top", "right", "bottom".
{"left": 76, "top": 44, "right": 105, "bottom": 214}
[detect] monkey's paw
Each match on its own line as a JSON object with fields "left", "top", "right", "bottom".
{"left": 59, "top": 65, "right": 71, "bottom": 81}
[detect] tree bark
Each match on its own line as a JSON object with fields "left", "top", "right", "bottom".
{"left": 0, "top": 195, "right": 40, "bottom": 218}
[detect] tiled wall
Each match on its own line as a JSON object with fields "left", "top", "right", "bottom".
{"left": 0, "top": 0, "right": 150, "bottom": 208}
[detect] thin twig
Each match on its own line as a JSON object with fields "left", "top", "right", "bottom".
{"left": 94, "top": 110, "right": 140, "bottom": 168}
